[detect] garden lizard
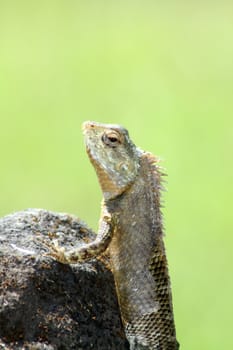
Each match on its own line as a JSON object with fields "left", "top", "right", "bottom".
{"left": 46, "top": 121, "right": 179, "bottom": 350}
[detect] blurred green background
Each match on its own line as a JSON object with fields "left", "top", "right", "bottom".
{"left": 0, "top": 1, "right": 232, "bottom": 348}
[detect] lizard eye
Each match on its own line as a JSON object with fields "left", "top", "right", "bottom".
{"left": 102, "top": 131, "right": 121, "bottom": 148}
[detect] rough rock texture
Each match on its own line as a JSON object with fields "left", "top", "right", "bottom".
{"left": 0, "top": 209, "right": 129, "bottom": 350}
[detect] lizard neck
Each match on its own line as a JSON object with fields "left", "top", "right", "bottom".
{"left": 106, "top": 151, "right": 164, "bottom": 237}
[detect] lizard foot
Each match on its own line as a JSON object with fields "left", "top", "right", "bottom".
{"left": 37, "top": 237, "right": 70, "bottom": 264}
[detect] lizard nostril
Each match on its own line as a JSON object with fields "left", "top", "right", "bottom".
{"left": 82, "top": 121, "right": 96, "bottom": 131}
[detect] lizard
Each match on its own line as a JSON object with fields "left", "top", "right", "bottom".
{"left": 45, "top": 121, "right": 179, "bottom": 350}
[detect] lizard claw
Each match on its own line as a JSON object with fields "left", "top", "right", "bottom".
{"left": 45, "top": 240, "right": 69, "bottom": 264}
{"left": 37, "top": 237, "right": 69, "bottom": 264}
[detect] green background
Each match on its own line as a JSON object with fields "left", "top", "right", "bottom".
{"left": 0, "top": 1, "right": 232, "bottom": 348}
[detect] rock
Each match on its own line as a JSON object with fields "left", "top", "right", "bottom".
{"left": 0, "top": 209, "right": 129, "bottom": 350}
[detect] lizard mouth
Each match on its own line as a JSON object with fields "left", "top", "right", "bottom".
{"left": 82, "top": 121, "right": 102, "bottom": 147}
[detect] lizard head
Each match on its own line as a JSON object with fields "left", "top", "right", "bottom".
{"left": 82, "top": 121, "right": 140, "bottom": 200}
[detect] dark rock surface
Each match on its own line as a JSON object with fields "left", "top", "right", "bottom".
{"left": 0, "top": 209, "right": 129, "bottom": 350}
